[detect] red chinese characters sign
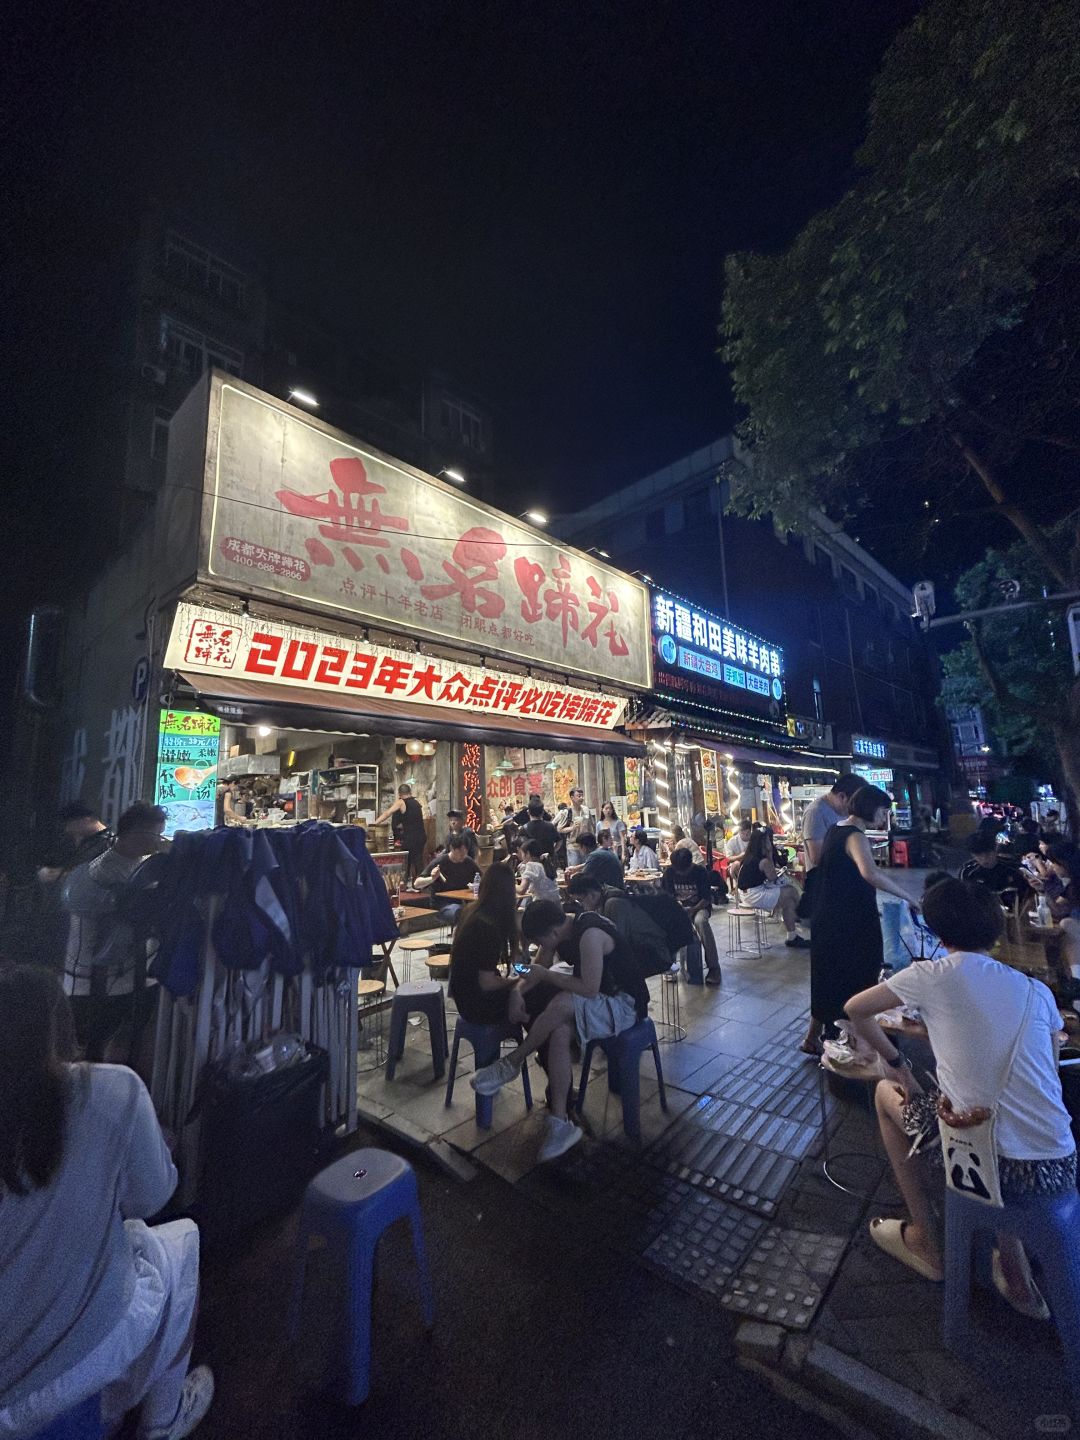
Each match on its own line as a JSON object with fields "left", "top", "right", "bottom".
{"left": 461, "top": 744, "right": 483, "bottom": 831}
{"left": 165, "top": 604, "right": 628, "bottom": 731}
{"left": 201, "top": 380, "right": 651, "bottom": 689}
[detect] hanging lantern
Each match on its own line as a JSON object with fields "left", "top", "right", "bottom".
{"left": 405, "top": 739, "right": 424, "bottom": 756}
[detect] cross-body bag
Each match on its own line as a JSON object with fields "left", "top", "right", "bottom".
{"left": 937, "top": 981, "right": 1035, "bottom": 1209}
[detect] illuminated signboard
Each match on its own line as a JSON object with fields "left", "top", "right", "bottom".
{"left": 197, "top": 378, "right": 652, "bottom": 689}
{"left": 155, "top": 709, "right": 220, "bottom": 837}
{"left": 853, "top": 735, "right": 888, "bottom": 760}
{"left": 650, "top": 589, "right": 785, "bottom": 723}
{"left": 165, "top": 602, "right": 628, "bottom": 730}
{"left": 853, "top": 764, "right": 895, "bottom": 787}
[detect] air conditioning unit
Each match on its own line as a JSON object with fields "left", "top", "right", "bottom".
{"left": 142, "top": 364, "right": 167, "bottom": 385}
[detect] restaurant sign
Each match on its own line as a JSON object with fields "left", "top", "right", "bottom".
{"left": 199, "top": 379, "right": 652, "bottom": 690}
{"left": 164, "top": 603, "right": 628, "bottom": 730}
{"left": 650, "top": 588, "right": 785, "bottom": 723}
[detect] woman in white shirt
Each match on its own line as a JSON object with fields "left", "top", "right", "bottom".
{"left": 0, "top": 967, "right": 213, "bottom": 1440}
{"left": 844, "top": 878, "right": 1075, "bottom": 1318}
{"left": 515, "top": 839, "right": 561, "bottom": 906}
{"left": 627, "top": 830, "right": 661, "bottom": 874}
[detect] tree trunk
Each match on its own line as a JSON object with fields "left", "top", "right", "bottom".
{"left": 1051, "top": 677, "right": 1080, "bottom": 839}
{"left": 950, "top": 432, "right": 1071, "bottom": 589}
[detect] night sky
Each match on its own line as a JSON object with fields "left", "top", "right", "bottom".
{"left": 3, "top": 0, "right": 924, "bottom": 703}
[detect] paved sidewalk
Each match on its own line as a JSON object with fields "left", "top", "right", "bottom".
{"left": 353, "top": 874, "right": 1074, "bottom": 1436}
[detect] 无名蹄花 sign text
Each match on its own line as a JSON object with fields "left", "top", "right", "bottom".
{"left": 202, "top": 383, "right": 651, "bottom": 689}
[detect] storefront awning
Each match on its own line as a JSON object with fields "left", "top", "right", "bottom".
{"left": 177, "top": 672, "right": 645, "bottom": 757}
{"left": 700, "top": 740, "right": 839, "bottom": 777}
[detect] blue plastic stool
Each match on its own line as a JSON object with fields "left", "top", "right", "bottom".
{"left": 943, "top": 1185, "right": 1080, "bottom": 1411}
{"left": 576, "top": 1017, "right": 668, "bottom": 1143}
{"left": 29, "top": 1394, "right": 103, "bottom": 1440}
{"left": 289, "top": 1149, "right": 435, "bottom": 1406}
{"left": 444, "top": 1017, "right": 533, "bottom": 1127}
{"left": 386, "top": 980, "right": 448, "bottom": 1081}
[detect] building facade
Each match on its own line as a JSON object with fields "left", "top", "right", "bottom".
{"left": 556, "top": 438, "right": 948, "bottom": 831}
{"left": 116, "top": 204, "right": 495, "bottom": 536}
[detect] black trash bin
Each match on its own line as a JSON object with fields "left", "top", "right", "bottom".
{"left": 190, "top": 1043, "right": 331, "bottom": 1246}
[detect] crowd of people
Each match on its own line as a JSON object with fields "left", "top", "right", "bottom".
{"left": 5, "top": 777, "right": 1077, "bottom": 1434}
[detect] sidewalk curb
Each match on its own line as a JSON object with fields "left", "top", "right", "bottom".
{"left": 736, "top": 1323, "right": 992, "bottom": 1440}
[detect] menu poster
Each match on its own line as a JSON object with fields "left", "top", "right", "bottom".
{"left": 155, "top": 710, "right": 221, "bottom": 837}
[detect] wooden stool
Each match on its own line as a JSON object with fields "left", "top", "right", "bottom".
{"left": 357, "top": 978, "right": 386, "bottom": 1071}
{"left": 395, "top": 935, "right": 441, "bottom": 984}
{"left": 425, "top": 952, "right": 451, "bottom": 983}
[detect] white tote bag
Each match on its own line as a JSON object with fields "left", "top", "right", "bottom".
{"left": 937, "top": 982, "right": 1034, "bottom": 1209}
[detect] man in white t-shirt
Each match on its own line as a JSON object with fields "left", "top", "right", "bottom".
{"left": 843, "top": 877, "right": 1074, "bottom": 1315}
{"left": 800, "top": 774, "right": 865, "bottom": 871}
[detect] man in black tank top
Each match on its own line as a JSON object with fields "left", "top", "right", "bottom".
{"left": 374, "top": 784, "right": 428, "bottom": 882}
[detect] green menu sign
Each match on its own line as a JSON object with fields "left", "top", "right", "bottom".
{"left": 155, "top": 709, "right": 220, "bottom": 837}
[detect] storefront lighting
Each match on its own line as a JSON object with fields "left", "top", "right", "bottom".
{"left": 545, "top": 759, "right": 559, "bottom": 770}
{"left": 405, "top": 739, "right": 425, "bottom": 756}
{"left": 256, "top": 725, "right": 273, "bottom": 737}
{"left": 439, "top": 468, "right": 467, "bottom": 486}
{"left": 520, "top": 509, "right": 548, "bottom": 527}
{"left": 421, "top": 741, "right": 436, "bottom": 756}
{"left": 288, "top": 388, "right": 319, "bottom": 408}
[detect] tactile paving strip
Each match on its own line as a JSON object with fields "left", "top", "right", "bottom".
{"left": 643, "top": 1190, "right": 766, "bottom": 1298}
{"left": 720, "top": 1226, "right": 848, "bottom": 1328}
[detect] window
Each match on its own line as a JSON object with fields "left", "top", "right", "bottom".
{"left": 164, "top": 232, "right": 246, "bottom": 308}
{"left": 150, "top": 407, "right": 172, "bottom": 467}
{"left": 160, "top": 316, "right": 243, "bottom": 378}
{"left": 439, "top": 397, "right": 484, "bottom": 450}
{"left": 839, "top": 565, "right": 861, "bottom": 599}
{"left": 814, "top": 546, "right": 833, "bottom": 575}
{"left": 812, "top": 676, "right": 824, "bottom": 722}
{"left": 864, "top": 584, "right": 879, "bottom": 612}
{"left": 684, "top": 486, "right": 713, "bottom": 530}
{"left": 885, "top": 599, "right": 900, "bottom": 624}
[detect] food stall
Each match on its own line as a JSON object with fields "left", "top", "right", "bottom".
{"left": 149, "top": 372, "right": 652, "bottom": 887}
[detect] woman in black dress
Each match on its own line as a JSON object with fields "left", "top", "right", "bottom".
{"left": 448, "top": 865, "right": 523, "bottom": 1026}
{"left": 804, "top": 784, "right": 913, "bottom": 1055}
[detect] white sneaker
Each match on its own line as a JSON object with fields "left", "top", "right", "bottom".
{"left": 538, "top": 1115, "right": 583, "bottom": 1163}
{"left": 470, "top": 1053, "right": 522, "bottom": 1095}
{"left": 144, "top": 1367, "right": 214, "bottom": 1440}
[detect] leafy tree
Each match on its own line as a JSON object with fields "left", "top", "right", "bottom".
{"left": 940, "top": 524, "right": 1080, "bottom": 832}
{"left": 721, "top": 0, "right": 1080, "bottom": 818}
{"left": 723, "top": 0, "right": 1080, "bottom": 572}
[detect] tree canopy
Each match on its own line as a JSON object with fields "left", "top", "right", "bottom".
{"left": 721, "top": 0, "right": 1080, "bottom": 585}
{"left": 939, "top": 523, "right": 1080, "bottom": 829}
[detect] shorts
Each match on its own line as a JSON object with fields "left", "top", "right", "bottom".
{"left": 741, "top": 882, "right": 783, "bottom": 913}
{"left": 571, "top": 991, "right": 637, "bottom": 1051}
{"left": 900, "top": 1090, "right": 1077, "bottom": 1197}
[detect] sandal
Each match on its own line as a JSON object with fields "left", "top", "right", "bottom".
{"left": 992, "top": 1250, "right": 1050, "bottom": 1320}
{"left": 869, "top": 1218, "right": 943, "bottom": 1282}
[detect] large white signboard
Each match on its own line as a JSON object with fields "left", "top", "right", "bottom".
{"left": 199, "top": 380, "right": 652, "bottom": 689}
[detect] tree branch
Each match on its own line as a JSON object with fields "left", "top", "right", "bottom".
{"left": 949, "top": 432, "right": 1070, "bottom": 587}
{"left": 966, "top": 622, "right": 1059, "bottom": 725}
